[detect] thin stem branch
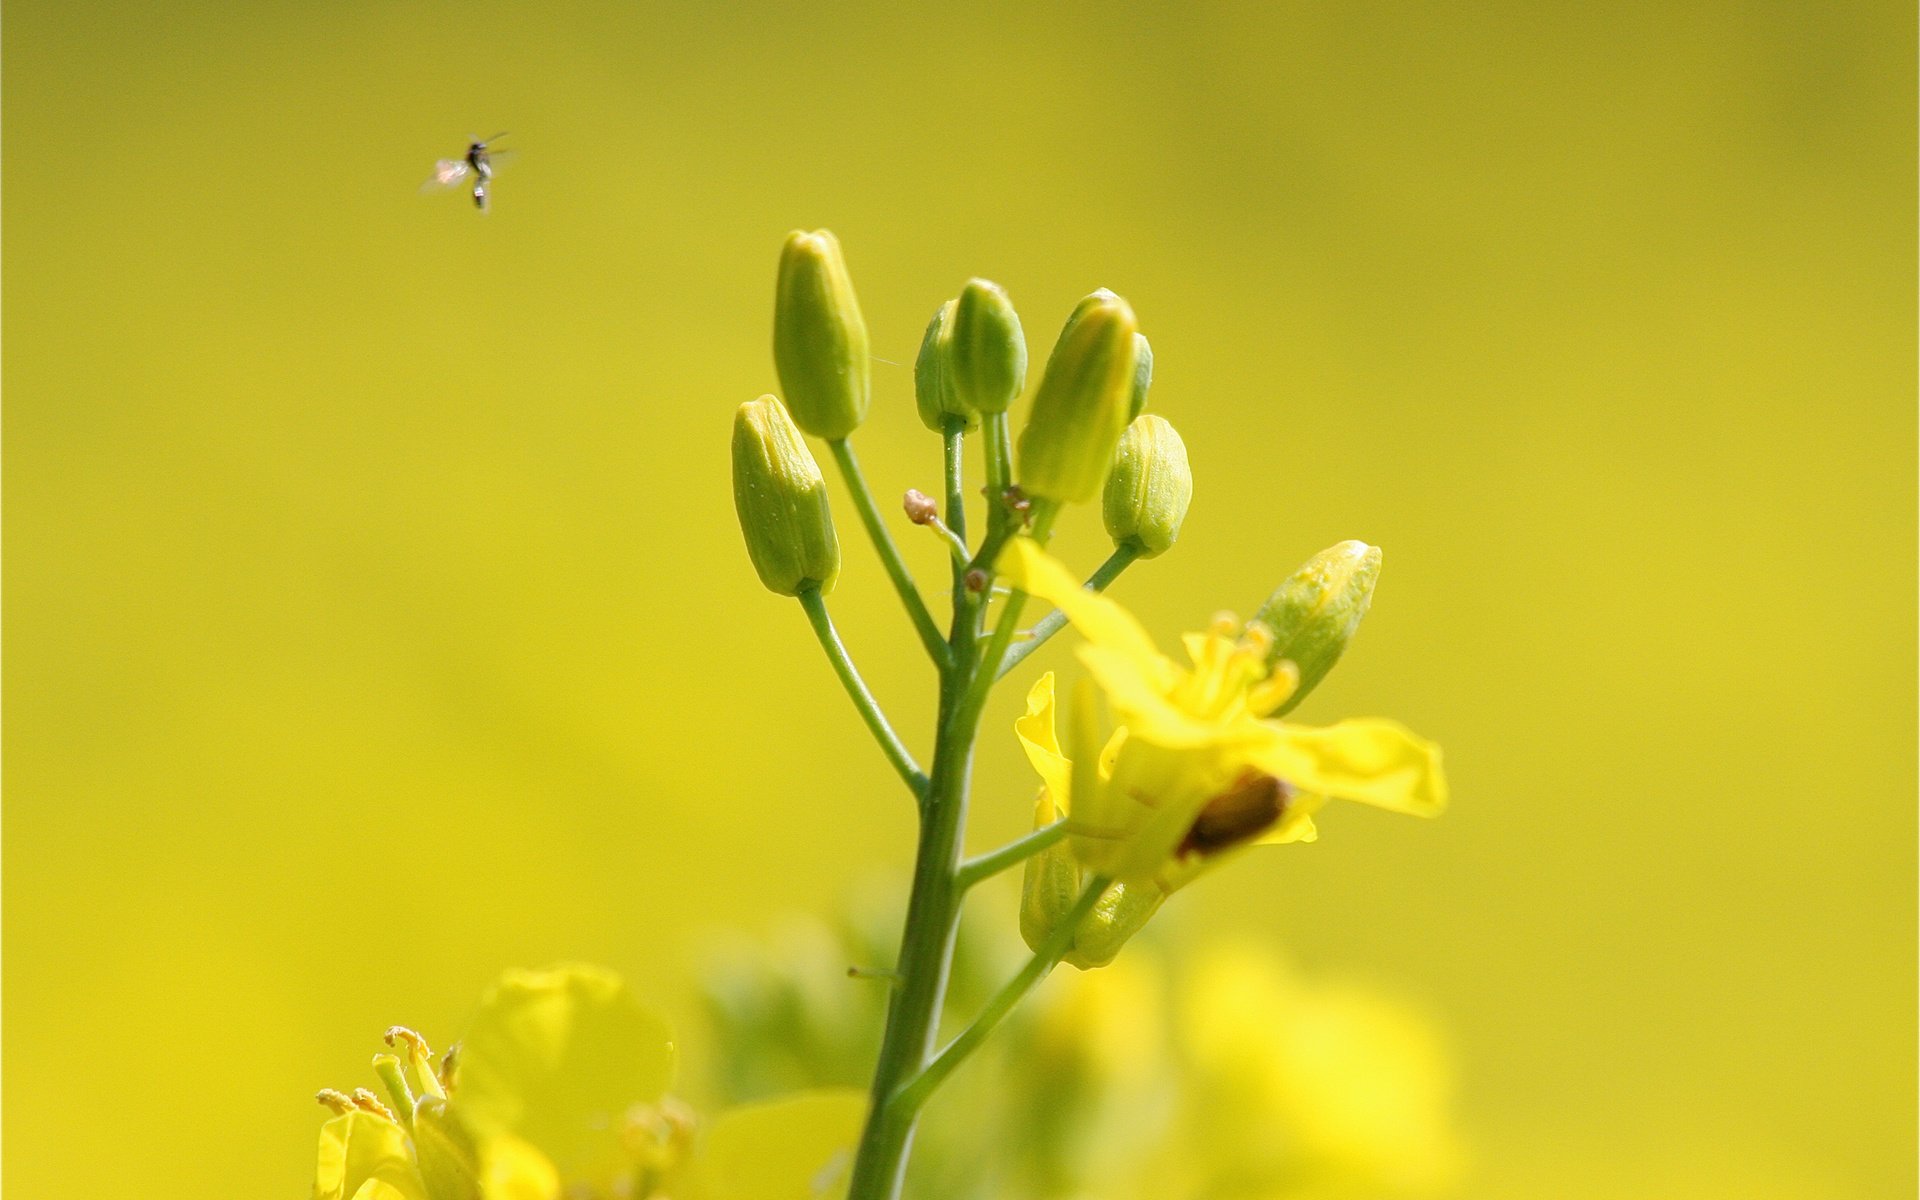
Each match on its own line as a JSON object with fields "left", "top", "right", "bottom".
{"left": 827, "top": 438, "right": 950, "bottom": 667}
{"left": 994, "top": 541, "right": 1142, "bottom": 679}
{"left": 891, "top": 877, "right": 1109, "bottom": 1115}
{"left": 920, "top": 519, "right": 970, "bottom": 568}
{"left": 982, "top": 412, "right": 1012, "bottom": 507}
{"left": 956, "top": 502, "right": 1060, "bottom": 731}
{"left": 955, "top": 819, "right": 1069, "bottom": 892}
{"left": 797, "top": 587, "right": 928, "bottom": 800}
{"left": 942, "top": 418, "right": 968, "bottom": 552}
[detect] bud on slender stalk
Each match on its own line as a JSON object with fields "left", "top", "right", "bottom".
{"left": 773, "top": 230, "right": 869, "bottom": 439}
{"left": 1127, "top": 333, "right": 1153, "bottom": 420}
{"left": 1016, "top": 291, "right": 1140, "bottom": 504}
{"left": 731, "top": 397, "right": 840, "bottom": 596}
{"left": 1253, "top": 540, "right": 1383, "bottom": 715}
{"left": 1102, "top": 414, "right": 1191, "bottom": 558}
{"left": 948, "top": 278, "right": 1026, "bottom": 416}
{"left": 913, "top": 300, "right": 975, "bottom": 431}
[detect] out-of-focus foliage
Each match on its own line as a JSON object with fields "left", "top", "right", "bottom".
{"left": 700, "top": 895, "right": 1460, "bottom": 1200}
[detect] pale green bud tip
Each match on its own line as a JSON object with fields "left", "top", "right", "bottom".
{"left": 731, "top": 397, "right": 840, "bottom": 596}
{"left": 1127, "top": 333, "right": 1153, "bottom": 419}
{"left": 1016, "top": 292, "right": 1140, "bottom": 504}
{"left": 949, "top": 278, "right": 1027, "bottom": 415}
{"left": 773, "top": 229, "right": 870, "bottom": 439}
{"left": 1253, "top": 540, "right": 1382, "bottom": 715}
{"left": 1102, "top": 414, "right": 1191, "bottom": 558}
{"left": 914, "top": 300, "right": 976, "bottom": 432}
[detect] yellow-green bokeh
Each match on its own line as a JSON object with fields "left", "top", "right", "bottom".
{"left": 4, "top": 2, "right": 1912, "bottom": 1195}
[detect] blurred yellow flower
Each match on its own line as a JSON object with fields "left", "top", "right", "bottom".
{"left": 1000, "top": 539, "right": 1446, "bottom": 888}
{"left": 312, "top": 964, "right": 864, "bottom": 1200}
{"left": 1174, "top": 945, "right": 1463, "bottom": 1196}
{"left": 312, "top": 964, "right": 675, "bottom": 1200}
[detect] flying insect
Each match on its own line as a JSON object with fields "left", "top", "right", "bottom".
{"left": 424, "top": 133, "right": 510, "bottom": 213}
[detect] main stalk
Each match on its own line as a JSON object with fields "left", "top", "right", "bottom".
{"left": 844, "top": 588, "right": 983, "bottom": 1199}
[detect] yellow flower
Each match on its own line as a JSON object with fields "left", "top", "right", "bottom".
{"left": 1175, "top": 944, "right": 1463, "bottom": 1195}
{"left": 1001, "top": 538, "right": 1446, "bottom": 889}
{"left": 312, "top": 965, "right": 677, "bottom": 1200}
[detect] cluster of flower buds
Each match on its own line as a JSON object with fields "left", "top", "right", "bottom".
{"left": 913, "top": 279, "right": 1029, "bottom": 432}
{"left": 733, "top": 230, "right": 1196, "bottom": 596}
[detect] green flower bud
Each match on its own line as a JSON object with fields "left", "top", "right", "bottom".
{"left": 913, "top": 300, "right": 976, "bottom": 432}
{"left": 1253, "top": 540, "right": 1383, "bottom": 715}
{"left": 1056, "top": 288, "right": 1117, "bottom": 337}
{"left": 1063, "top": 879, "right": 1165, "bottom": 970}
{"left": 732, "top": 397, "right": 840, "bottom": 596}
{"left": 1102, "top": 414, "right": 1191, "bottom": 558}
{"left": 1127, "top": 333, "right": 1153, "bottom": 420}
{"left": 773, "top": 229, "right": 869, "bottom": 439}
{"left": 948, "top": 278, "right": 1027, "bottom": 415}
{"left": 1016, "top": 291, "right": 1140, "bottom": 504}
{"left": 1020, "top": 798, "right": 1083, "bottom": 955}
{"left": 1022, "top": 794, "right": 1168, "bottom": 970}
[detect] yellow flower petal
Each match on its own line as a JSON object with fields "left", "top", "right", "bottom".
{"left": 1257, "top": 792, "right": 1325, "bottom": 844}
{"left": 314, "top": 1111, "right": 427, "bottom": 1200}
{"left": 996, "top": 539, "right": 1171, "bottom": 683}
{"left": 480, "top": 1134, "right": 562, "bottom": 1200}
{"left": 1014, "top": 673, "right": 1072, "bottom": 810}
{"left": 1246, "top": 720, "right": 1447, "bottom": 817}
{"left": 455, "top": 964, "right": 677, "bottom": 1179}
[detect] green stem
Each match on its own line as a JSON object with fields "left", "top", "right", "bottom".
{"left": 942, "top": 418, "right": 968, "bottom": 554}
{"left": 955, "top": 819, "right": 1069, "bottom": 892}
{"left": 923, "top": 520, "right": 970, "bottom": 569}
{"left": 842, "top": 458, "right": 1064, "bottom": 1197}
{"left": 828, "top": 438, "right": 951, "bottom": 667}
{"left": 844, "top": 581, "right": 983, "bottom": 1198}
{"left": 798, "top": 587, "right": 928, "bottom": 800}
{"left": 891, "top": 877, "right": 1109, "bottom": 1115}
{"left": 956, "top": 502, "right": 1060, "bottom": 731}
{"left": 994, "top": 541, "right": 1141, "bottom": 680}
{"left": 982, "top": 412, "right": 1012, "bottom": 507}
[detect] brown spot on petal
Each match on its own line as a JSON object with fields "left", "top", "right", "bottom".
{"left": 1178, "top": 774, "right": 1293, "bottom": 858}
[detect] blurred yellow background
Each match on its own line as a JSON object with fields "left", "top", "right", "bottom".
{"left": 4, "top": 1, "right": 1912, "bottom": 1195}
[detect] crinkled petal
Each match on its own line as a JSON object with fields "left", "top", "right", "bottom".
{"left": 1015, "top": 673, "right": 1073, "bottom": 810}
{"left": 1245, "top": 720, "right": 1447, "bottom": 817}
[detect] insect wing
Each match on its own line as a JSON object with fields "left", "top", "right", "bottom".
{"left": 421, "top": 159, "right": 470, "bottom": 192}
